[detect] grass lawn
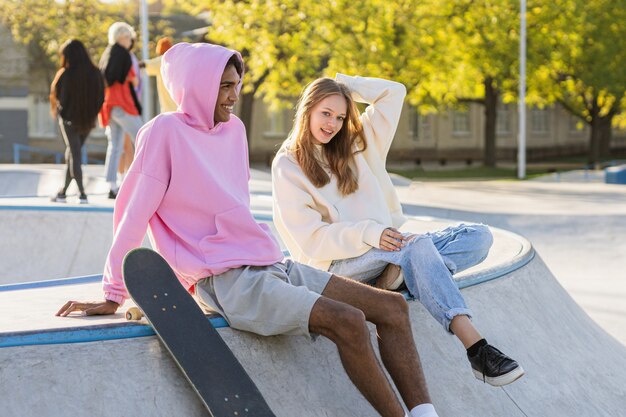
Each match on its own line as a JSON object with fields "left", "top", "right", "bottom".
{"left": 387, "top": 165, "right": 550, "bottom": 181}
{"left": 387, "top": 155, "right": 626, "bottom": 181}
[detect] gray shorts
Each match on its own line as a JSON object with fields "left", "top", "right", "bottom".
{"left": 195, "top": 260, "right": 332, "bottom": 338}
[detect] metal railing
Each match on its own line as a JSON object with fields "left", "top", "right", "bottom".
{"left": 13, "top": 144, "right": 63, "bottom": 164}
{"left": 13, "top": 143, "right": 107, "bottom": 165}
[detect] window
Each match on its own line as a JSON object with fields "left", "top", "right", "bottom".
{"left": 421, "top": 115, "right": 432, "bottom": 141}
{"left": 496, "top": 103, "right": 511, "bottom": 134}
{"left": 531, "top": 107, "right": 549, "bottom": 133}
{"left": 409, "top": 107, "right": 433, "bottom": 142}
{"left": 409, "top": 107, "right": 419, "bottom": 141}
{"left": 452, "top": 110, "right": 470, "bottom": 134}
{"left": 264, "top": 108, "right": 287, "bottom": 137}
{"left": 28, "top": 96, "right": 57, "bottom": 138}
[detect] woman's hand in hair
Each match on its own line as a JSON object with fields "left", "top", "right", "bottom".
{"left": 379, "top": 227, "right": 405, "bottom": 251}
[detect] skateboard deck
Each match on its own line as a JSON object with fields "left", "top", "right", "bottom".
{"left": 123, "top": 248, "right": 276, "bottom": 417}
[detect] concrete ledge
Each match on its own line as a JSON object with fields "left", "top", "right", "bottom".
{"left": 400, "top": 216, "right": 534, "bottom": 288}
{"left": 0, "top": 218, "right": 533, "bottom": 345}
{"left": 0, "top": 165, "right": 276, "bottom": 283}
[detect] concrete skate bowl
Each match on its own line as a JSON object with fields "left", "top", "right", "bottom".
{"left": 0, "top": 166, "right": 112, "bottom": 283}
{"left": 0, "top": 166, "right": 276, "bottom": 284}
{"left": 2, "top": 220, "right": 625, "bottom": 417}
{"left": 0, "top": 165, "right": 109, "bottom": 198}
{"left": 0, "top": 206, "right": 115, "bottom": 283}
{"left": 0, "top": 206, "right": 277, "bottom": 285}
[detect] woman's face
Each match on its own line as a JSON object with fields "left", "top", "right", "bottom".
{"left": 308, "top": 94, "right": 347, "bottom": 145}
{"left": 117, "top": 33, "right": 133, "bottom": 50}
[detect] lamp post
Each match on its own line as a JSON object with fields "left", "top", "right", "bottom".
{"left": 518, "top": 0, "right": 527, "bottom": 179}
{"left": 139, "top": 0, "right": 152, "bottom": 122}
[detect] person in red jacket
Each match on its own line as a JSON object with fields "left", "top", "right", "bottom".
{"left": 98, "top": 21, "right": 143, "bottom": 199}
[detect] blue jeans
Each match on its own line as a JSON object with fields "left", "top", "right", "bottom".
{"left": 329, "top": 223, "right": 493, "bottom": 332}
{"left": 103, "top": 106, "right": 143, "bottom": 183}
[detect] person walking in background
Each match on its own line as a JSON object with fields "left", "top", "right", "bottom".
{"left": 99, "top": 21, "right": 143, "bottom": 199}
{"left": 141, "top": 36, "right": 177, "bottom": 113}
{"left": 49, "top": 39, "right": 104, "bottom": 204}
{"left": 272, "top": 75, "right": 525, "bottom": 387}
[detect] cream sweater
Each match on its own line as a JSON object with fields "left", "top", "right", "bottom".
{"left": 272, "top": 73, "right": 407, "bottom": 271}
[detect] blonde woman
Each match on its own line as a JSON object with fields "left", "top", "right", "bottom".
{"left": 272, "top": 74, "right": 524, "bottom": 388}
{"left": 98, "top": 21, "right": 143, "bottom": 199}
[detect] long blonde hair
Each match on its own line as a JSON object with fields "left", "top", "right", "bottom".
{"left": 285, "top": 78, "right": 366, "bottom": 195}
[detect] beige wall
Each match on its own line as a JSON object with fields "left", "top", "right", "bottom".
{"left": 0, "top": 25, "right": 28, "bottom": 88}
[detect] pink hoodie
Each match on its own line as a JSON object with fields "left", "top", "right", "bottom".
{"left": 102, "top": 43, "right": 284, "bottom": 305}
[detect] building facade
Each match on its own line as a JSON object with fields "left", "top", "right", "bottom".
{"left": 0, "top": 24, "right": 29, "bottom": 162}
{"left": 247, "top": 100, "right": 626, "bottom": 165}
{"left": 3, "top": 22, "right": 624, "bottom": 166}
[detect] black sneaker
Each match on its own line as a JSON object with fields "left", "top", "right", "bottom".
{"left": 79, "top": 194, "right": 88, "bottom": 204}
{"left": 468, "top": 344, "right": 525, "bottom": 386}
{"left": 51, "top": 193, "right": 66, "bottom": 203}
{"left": 108, "top": 189, "right": 117, "bottom": 199}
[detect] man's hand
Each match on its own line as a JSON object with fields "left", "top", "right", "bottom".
{"left": 56, "top": 300, "right": 119, "bottom": 317}
{"left": 379, "top": 227, "right": 406, "bottom": 251}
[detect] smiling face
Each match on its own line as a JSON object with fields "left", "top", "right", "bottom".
{"left": 214, "top": 64, "right": 241, "bottom": 124}
{"left": 308, "top": 94, "right": 348, "bottom": 145}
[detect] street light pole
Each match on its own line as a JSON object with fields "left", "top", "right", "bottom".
{"left": 140, "top": 0, "right": 152, "bottom": 122}
{"left": 518, "top": 0, "right": 527, "bottom": 179}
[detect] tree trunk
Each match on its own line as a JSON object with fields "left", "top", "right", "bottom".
{"left": 588, "top": 120, "right": 601, "bottom": 167}
{"left": 598, "top": 113, "right": 615, "bottom": 160}
{"left": 239, "top": 91, "right": 255, "bottom": 144}
{"left": 587, "top": 99, "right": 601, "bottom": 166}
{"left": 483, "top": 77, "right": 498, "bottom": 167}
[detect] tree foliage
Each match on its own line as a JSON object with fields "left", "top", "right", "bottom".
{"left": 3, "top": 0, "right": 624, "bottom": 162}
{"left": 531, "top": 0, "right": 626, "bottom": 163}
{"left": 0, "top": 0, "right": 175, "bottom": 95}
{"left": 0, "top": 0, "right": 125, "bottom": 91}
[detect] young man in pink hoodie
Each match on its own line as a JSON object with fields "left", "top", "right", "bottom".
{"left": 56, "top": 43, "right": 440, "bottom": 417}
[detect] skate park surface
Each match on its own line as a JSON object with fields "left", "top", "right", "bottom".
{"left": 1, "top": 164, "right": 625, "bottom": 417}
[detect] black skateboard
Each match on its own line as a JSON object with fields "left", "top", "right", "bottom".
{"left": 123, "top": 247, "right": 276, "bottom": 417}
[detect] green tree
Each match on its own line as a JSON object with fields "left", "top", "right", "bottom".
{"left": 0, "top": 0, "right": 178, "bottom": 93}
{"left": 166, "top": 0, "right": 335, "bottom": 143}
{"left": 323, "top": 0, "right": 422, "bottom": 83}
{"left": 406, "top": 0, "right": 525, "bottom": 167}
{"left": 531, "top": 0, "right": 626, "bottom": 165}
{"left": 0, "top": 0, "right": 126, "bottom": 93}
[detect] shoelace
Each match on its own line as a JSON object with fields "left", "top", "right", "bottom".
{"left": 478, "top": 346, "right": 505, "bottom": 382}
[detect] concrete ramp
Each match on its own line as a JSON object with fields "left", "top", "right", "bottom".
{"left": 2, "top": 224, "right": 625, "bottom": 416}
{"left": 0, "top": 165, "right": 275, "bottom": 284}
{"left": 0, "top": 165, "right": 109, "bottom": 198}
{"left": 0, "top": 209, "right": 114, "bottom": 283}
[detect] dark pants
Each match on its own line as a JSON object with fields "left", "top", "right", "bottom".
{"left": 58, "top": 117, "right": 88, "bottom": 195}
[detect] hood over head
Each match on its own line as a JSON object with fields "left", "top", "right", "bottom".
{"left": 161, "top": 42, "right": 243, "bottom": 131}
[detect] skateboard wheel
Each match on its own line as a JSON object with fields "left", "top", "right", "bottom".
{"left": 126, "top": 307, "right": 143, "bottom": 321}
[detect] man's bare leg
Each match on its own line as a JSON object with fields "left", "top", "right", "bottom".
{"left": 320, "top": 275, "right": 432, "bottom": 411}
{"left": 309, "top": 295, "right": 406, "bottom": 417}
